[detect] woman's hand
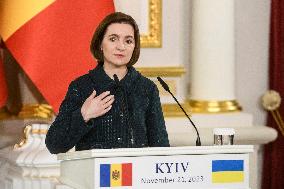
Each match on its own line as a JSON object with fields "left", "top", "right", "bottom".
{"left": 81, "top": 90, "right": 114, "bottom": 122}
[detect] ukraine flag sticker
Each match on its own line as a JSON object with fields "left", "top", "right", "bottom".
{"left": 212, "top": 160, "right": 244, "bottom": 183}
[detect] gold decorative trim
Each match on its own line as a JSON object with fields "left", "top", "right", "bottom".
{"left": 136, "top": 66, "right": 185, "bottom": 77}
{"left": 14, "top": 125, "right": 49, "bottom": 149}
{"left": 187, "top": 100, "right": 242, "bottom": 113}
{"left": 141, "top": 0, "right": 162, "bottom": 47}
{"left": 31, "top": 129, "right": 48, "bottom": 135}
{"left": 262, "top": 90, "right": 284, "bottom": 136}
{"left": 18, "top": 104, "right": 53, "bottom": 120}
{"left": 262, "top": 90, "right": 281, "bottom": 111}
{"left": 162, "top": 103, "right": 192, "bottom": 117}
{"left": 14, "top": 125, "right": 32, "bottom": 149}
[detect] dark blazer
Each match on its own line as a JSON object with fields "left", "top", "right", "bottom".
{"left": 45, "top": 65, "right": 169, "bottom": 154}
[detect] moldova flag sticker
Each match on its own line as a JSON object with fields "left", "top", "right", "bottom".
{"left": 100, "top": 163, "right": 132, "bottom": 187}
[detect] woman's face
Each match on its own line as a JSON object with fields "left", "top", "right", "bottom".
{"left": 101, "top": 23, "right": 135, "bottom": 68}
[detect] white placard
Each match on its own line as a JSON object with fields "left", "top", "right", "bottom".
{"left": 94, "top": 153, "right": 249, "bottom": 189}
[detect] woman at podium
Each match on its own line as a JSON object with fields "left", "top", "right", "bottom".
{"left": 45, "top": 12, "right": 170, "bottom": 154}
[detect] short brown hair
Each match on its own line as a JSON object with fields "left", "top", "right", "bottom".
{"left": 90, "top": 12, "right": 140, "bottom": 66}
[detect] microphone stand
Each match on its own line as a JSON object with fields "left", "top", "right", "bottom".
{"left": 157, "top": 77, "right": 201, "bottom": 146}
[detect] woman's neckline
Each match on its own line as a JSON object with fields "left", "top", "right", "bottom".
{"left": 103, "top": 65, "right": 128, "bottom": 81}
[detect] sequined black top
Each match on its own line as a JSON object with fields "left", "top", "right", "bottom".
{"left": 45, "top": 65, "right": 170, "bottom": 154}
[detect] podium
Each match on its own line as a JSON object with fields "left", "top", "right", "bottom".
{"left": 57, "top": 145, "right": 253, "bottom": 189}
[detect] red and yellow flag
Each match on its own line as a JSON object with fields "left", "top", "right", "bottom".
{"left": 0, "top": 0, "right": 115, "bottom": 113}
{"left": 0, "top": 40, "right": 7, "bottom": 108}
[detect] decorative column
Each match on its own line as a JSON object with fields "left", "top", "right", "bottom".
{"left": 188, "top": 0, "right": 241, "bottom": 113}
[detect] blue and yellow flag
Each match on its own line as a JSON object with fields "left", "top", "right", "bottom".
{"left": 212, "top": 160, "right": 244, "bottom": 183}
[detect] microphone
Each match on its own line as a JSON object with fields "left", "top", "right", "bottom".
{"left": 157, "top": 77, "right": 201, "bottom": 146}
{"left": 113, "top": 74, "right": 119, "bottom": 84}
{"left": 113, "top": 74, "right": 121, "bottom": 91}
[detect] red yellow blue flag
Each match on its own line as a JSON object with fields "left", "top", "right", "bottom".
{"left": 0, "top": 41, "right": 7, "bottom": 108}
{"left": 0, "top": 0, "right": 114, "bottom": 113}
{"left": 100, "top": 163, "right": 132, "bottom": 187}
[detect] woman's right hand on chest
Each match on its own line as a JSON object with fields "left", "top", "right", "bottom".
{"left": 81, "top": 90, "right": 114, "bottom": 122}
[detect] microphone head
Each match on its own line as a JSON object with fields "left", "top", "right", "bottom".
{"left": 157, "top": 77, "right": 170, "bottom": 92}
{"left": 113, "top": 74, "right": 119, "bottom": 84}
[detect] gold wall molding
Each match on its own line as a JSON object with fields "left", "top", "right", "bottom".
{"left": 31, "top": 129, "right": 48, "bottom": 135}
{"left": 18, "top": 104, "right": 53, "bottom": 120}
{"left": 141, "top": 0, "right": 162, "bottom": 47}
{"left": 162, "top": 103, "right": 192, "bottom": 117}
{"left": 163, "top": 100, "right": 242, "bottom": 117}
{"left": 136, "top": 66, "right": 185, "bottom": 77}
{"left": 187, "top": 100, "right": 242, "bottom": 113}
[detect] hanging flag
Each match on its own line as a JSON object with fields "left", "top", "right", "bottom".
{"left": 0, "top": 40, "right": 8, "bottom": 108}
{"left": 0, "top": 0, "right": 115, "bottom": 113}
